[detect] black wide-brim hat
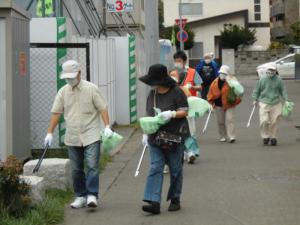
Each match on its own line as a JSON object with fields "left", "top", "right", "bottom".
{"left": 139, "top": 64, "right": 177, "bottom": 87}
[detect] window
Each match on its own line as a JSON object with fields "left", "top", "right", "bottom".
{"left": 189, "top": 42, "right": 203, "bottom": 59}
{"left": 255, "top": 13, "right": 261, "bottom": 21}
{"left": 254, "top": 0, "right": 261, "bottom": 21}
{"left": 254, "top": 5, "right": 261, "bottom": 12}
{"left": 278, "top": 55, "right": 295, "bottom": 64}
{"left": 179, "top": 3, "right": 203, "bottom": 16}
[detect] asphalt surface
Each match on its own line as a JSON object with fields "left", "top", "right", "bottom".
{"left": 62, "top": 78, "right": 300, "bottom": 225}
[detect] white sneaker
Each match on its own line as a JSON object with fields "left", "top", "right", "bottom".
{"left": 188, "top": 152, "right": 196, "bottom": 164}
{"left": 163, "top": 165, "right": 169, "bottom": 174}
{"left": 220, "top": 137, "right": 226, "bottom": 142}
{"left": 70, "top": 197, "right": 87, "bottom": 209}
{"left": 87, "top": 195, "right": 98, "bottom": 208}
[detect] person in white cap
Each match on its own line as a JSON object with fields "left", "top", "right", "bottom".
{"left": 44, "top": 60, "right": 113, "bottom": 208}
{"left": 252, "top": 62, "right": 288, "bottom": 146}
{"left": 207, "top": 65, "right": 242, "bottom": 143}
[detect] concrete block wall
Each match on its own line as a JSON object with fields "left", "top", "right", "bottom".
{"left": 235, "top": 49, "right": 289, "bottom": 76}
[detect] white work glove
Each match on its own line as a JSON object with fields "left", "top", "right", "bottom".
{"left": 142, "top": 134, "right": 148, "bottom": 146}
{"left": 186, "top": 83, "right": 192, "bottom": 89}
{"left": 104, "top": 126, "right": 113, "bottom": 138}
{"left": 44, "top": 133, "right": 53, "bottom": 147}
{"left": 160, "top": 110, "right": 176, "bottom": 121}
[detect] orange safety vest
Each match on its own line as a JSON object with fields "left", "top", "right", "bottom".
{"left": 182, "top": 68, "right": 197, "bottom": 96}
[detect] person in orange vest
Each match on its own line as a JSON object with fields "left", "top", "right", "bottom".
{"left": 173, "top": 50, "right": 203, "bottom": 97}
{"left": 172, "top": 51, "right": 202, "bottom": 163}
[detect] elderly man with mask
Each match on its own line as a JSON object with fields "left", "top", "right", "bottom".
{"left": 196, "top": 53, "right": 219, "bottom": 99}
{"left": 252, "top": 63, "right": 288, "bottom": 146}
{"left": 44, "top": 60, "right": 113, "bottom": 208}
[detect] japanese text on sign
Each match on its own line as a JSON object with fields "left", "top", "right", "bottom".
{"left": 106, "top": 0, "right": 134, "bottom": 12}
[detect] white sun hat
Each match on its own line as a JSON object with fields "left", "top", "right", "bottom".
{"left": 266, "top": 62, "right": 277, "bottom": 71}
{"left": 219, "top": 65, "right": 231, "bottom": 75}
{"left": 60, "top": 60, "right": 80, "bottom": 79}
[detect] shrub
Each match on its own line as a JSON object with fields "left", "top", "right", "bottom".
{"left": 220, "top": 24, "right": 257, "bottom": 50}
{"left": 0, "top": 156, "right": 31, "bottom": 217}
{"left": 268, "top": 41, "right": 286, "bottom": 50}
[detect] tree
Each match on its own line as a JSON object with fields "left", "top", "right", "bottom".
{"left": 158, "top": 0, "right": 164, "bottom": 29}
{"left": 160, "top": 25, "right": 195, "bottom": 50}
{"left": 285, "top": 21, "right": 300, "bottom": 45}
{"left": 220, "top": 24, "right": 257, "bottom": 51}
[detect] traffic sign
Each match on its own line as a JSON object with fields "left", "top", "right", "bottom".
{"left": 177, "top": 30, "right": 188, "bottom": 42}
{"left": 175, "top": 18, "right": 188, "bottom": 29}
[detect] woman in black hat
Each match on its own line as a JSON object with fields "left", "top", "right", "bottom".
{"left": 140, "top": 64, "right": 189, "bottom": 214}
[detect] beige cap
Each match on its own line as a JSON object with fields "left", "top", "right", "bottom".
{"left": 60, "top": 60, "right": 80, "bottom": 79}
{"left": 219, "top": 65, "right": 231, "bottom": 75}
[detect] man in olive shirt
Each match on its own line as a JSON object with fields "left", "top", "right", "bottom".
{"left": 252, "top": 63, "right": 288, "bottom": 146}
{"left": 44, "top": 60, "right": 113, "bottom": 208}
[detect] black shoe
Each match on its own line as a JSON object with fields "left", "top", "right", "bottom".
{"left": 168, "top": 198, "right": 181, "bottom": 212}
{"left": 142, "top": 201, "right": 160, "bottom": 214}
{"left": 263, "top": 138, "right": 270, "bottom": 146}
{"left": 270, "top": 138, "right": 277, "bottom": 146}
{"left": 229, "top": 139, "right": 236, "bottom": 143}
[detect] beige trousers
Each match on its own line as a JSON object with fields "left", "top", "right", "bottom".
{"left": 215, "top": 107, "right": 236, "bottom": 140}
{"left": 259, "top": 102, "right": 282, "bottom": 139}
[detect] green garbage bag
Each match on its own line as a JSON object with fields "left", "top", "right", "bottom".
{"left": 282, "top": 101, "right": 294, "bottom": 118}
{"left": 139, "top": 114, "right": 167, "bottom": 134}
{"left": 188, "top": 96, "right": 211, "bottom": 118}
{"left": 102, "top": 132, "right": 123, "bottom": 153}
{"left": 227, "top": 87, "right": 237, "bottom": 105}
{"left": 227, "top": 78, "right": 244, "bottom": 97}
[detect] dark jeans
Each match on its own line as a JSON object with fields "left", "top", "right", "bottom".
{"left": 68, "top": 141, "right": 100, "bottom": 198}
{"left": 143, "top": 144, "right": 185, "bottom": 203}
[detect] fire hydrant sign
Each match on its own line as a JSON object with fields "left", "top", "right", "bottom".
{"left": 107, "top": 0, "right": 134, "bottom": 12}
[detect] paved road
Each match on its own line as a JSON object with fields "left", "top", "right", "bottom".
{"left": 62, "top": 78, "right": 300, "bottom": 225}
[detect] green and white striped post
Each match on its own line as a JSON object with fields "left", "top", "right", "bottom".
{"left": 129, "top": 36, "right": 137, "bottom": 124}
{"left": 56, "top": 17, "right": 67, "bottom": 146}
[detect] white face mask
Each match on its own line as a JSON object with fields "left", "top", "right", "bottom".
{"left": 219, "top": 73, "right": 227, "bottom": 80}
{"left": 205, "top": 59, "right": 211, "bottom": 64}
{"left": 174, "top": 63, "right": 183, "bottom": 70}
{"left": 66, "top": 78, "right": 78, "bottom": 87}
{"left": 266, "top": 70, "right": 276, "bottom": 77}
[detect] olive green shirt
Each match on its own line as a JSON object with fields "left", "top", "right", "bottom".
{"left": 51, "top": 80, "right": 107, "bottom": 147}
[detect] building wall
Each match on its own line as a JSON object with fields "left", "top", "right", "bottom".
{"left": 270, "top": 0, "right": 300, "bottom": 40}
{"left": 255, "top": 27, "right": 271, "bottom": 48}
{"left": 190, "top": 16, "right": 245, "bottom": 56}
{"left": 235, "top": 49, "right": 289, "bottom": 76}
{"left": 163, "top": 0, "right": 270, "bottom": 27}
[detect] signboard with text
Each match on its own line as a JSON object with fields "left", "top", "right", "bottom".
{"left": 106, "top": 0, "right": 134, "bottom": 12}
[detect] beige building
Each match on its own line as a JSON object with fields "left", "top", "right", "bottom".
{"left": 163, "top": 0, "right": 271, "bottom": 60}
{"left": 270, "top": 0, "right": 300, "bottom": 40}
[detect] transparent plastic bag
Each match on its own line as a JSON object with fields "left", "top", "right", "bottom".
{"left": 102, "top": 132, "right": 123, "bottom": 153}
{"left": 188, "top": 96, "right": 211, "bottom": 118}
{"left": 282, "top": 101, "right": 294, "bottom": 118}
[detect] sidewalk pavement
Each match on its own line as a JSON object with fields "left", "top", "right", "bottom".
{"left": 61, "top": 78, "right": 300, "bottom": 225}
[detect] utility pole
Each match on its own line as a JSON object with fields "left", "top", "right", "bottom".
{"left": 102, "top": 0, "right": 107, "bottom": 36}
{"left": 42, "top": 0, "right": 45, "bottom": 17}
{"left": 179, "top": 0, "right": 184, "bottom": 51}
